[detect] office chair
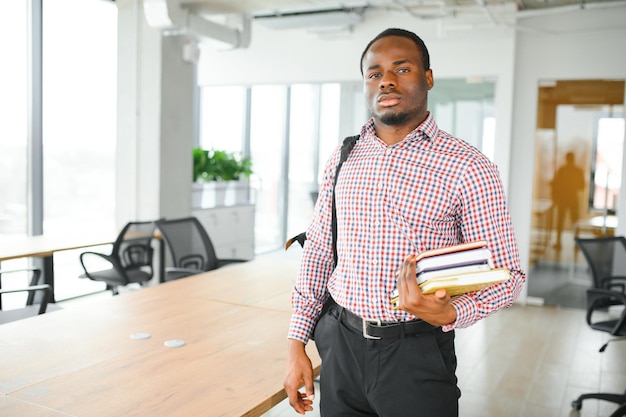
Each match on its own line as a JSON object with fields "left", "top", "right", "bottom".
{"left": 155, "top": 216, "right": 247, "bottom": 281}
{"left": 79, "top": 220, "right": 157, "bottom": 295}
{"left": 575, "top": 236, "right": 626, "bottom": 303}
{"left": 0, "top": 267, "right": 56, "bottom": 324}
{"left": 571, "top": 237, "right": 626, "bottom": 416}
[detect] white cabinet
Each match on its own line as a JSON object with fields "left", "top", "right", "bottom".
{"left": 192, "top": 204, "right": 255, "bottom": 260}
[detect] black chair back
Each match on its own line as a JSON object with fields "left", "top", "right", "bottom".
{"left": 574, "top": 236, "right": 626, "bottom": 290}
{"left": 78, "top": 220, "right": 157, "bottom": 294}
{"left": 114, "top": 221, "right": 156, "bottom": 271}
{"left": 156, "top": 217, "right": 219, "bottom": 274}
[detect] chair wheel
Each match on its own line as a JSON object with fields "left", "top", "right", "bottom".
{"left": 571, "top": 399, "right": 582, "bottom": 411}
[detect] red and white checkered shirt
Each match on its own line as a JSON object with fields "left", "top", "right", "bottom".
{"left": 288, "top": 113, "right": 526, "bottom": 343}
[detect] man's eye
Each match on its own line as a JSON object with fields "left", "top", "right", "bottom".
{"left": 369, "top": 73, "right": 381, "bottom": 79}
{"left": 398, "top": 68, "right": 409, "bottom": 73}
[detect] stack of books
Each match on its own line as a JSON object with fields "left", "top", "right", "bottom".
{"left": 390, "top": 240, "right": 510, "bottom": 309}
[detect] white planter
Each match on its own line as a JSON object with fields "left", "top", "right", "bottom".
{"left": 192, "top": 182, "right": 204, "bottom": 209}
{"left": 191, "top": 181, "right": 228, "bottom": 208}
{"left": 229, "top": 179, "right": 250, "bottom": 204}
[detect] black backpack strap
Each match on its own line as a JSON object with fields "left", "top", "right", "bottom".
{"left": 331, "top": 135, "right": 359, "bottom": 266}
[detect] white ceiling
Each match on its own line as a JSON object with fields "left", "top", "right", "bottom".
{"left": 181, "top": 0, "right": 622, "bottom": 14}
{"left": 176, "top": 0, "right": 626, "bottom": 34}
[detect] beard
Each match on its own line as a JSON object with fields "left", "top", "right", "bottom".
{"left": 376, "top": 110, "right": 412, "bottom": 126}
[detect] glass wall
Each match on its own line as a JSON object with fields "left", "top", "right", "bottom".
{"left": 429, "top": 78, "right": 496, "bottom": 160}
{"left": 287, "top": 84, "right": 321, "bottom": 238}
{"left": 528, "top": 79, "right": 625, "bottom": 308}
{"left": 0, "top": 0, "right": 30, "bottom": 307}
{"left": 199, "top": 86, "right": 247, "bottom": 152}
{"left": 1, "top": 0, "right": 117, "bottom": 304}
{"left": 590, "top": 113, "right": 625, "bottom": 213}
{"left": 250, "top": 85, "right": 289, "bottom": 252}
{"left": 0, "top": 1, "right": 28, "bottom": 239}
{"left": 41, "top": 0, "right": 117, "bottom": 300}
{"left": 42, "top": 0, "right": 117, "bottom": 237}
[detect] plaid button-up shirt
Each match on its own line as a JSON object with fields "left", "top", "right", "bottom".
{"left": 288, "top": 113, "right": 525, "bottom": 343}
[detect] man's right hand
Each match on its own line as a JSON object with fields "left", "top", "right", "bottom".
{"left": 283, "top": 339, "right": 315, "bottom": 414}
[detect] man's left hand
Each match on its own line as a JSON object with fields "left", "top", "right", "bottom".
{"left": 395, "top": 254, "right": 457, "bottom": 326}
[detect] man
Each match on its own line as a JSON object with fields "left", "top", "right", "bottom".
{"left": 551, "top": 151, "right": 585, "bottom": 250}
{"left": 283, "top": 28, "right": 525, "bottom": 416}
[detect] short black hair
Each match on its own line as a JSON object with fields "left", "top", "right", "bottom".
{"left": 360, "top": 28, "right": 430, "bottom": 75}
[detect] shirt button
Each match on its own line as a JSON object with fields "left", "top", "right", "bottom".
{"left": 377, "top": 183, "right": 383, "bottom": 189}
{"left": 385, "top": 148, "right": 392, "bottom": 155}
{"left": 375, "top": 220, "right": 380, "bottom": 226}
{"left": 372, "top": 259, "right": 378, "bottom": 265}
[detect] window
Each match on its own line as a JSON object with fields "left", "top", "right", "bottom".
{"left": 42, "top": 0, "right": 117, "bottom": 300}
{"left": 429, "top": 78, "right": 496, "bottom": 159}
{"left": 198, "top": 83, "right": 348, "bottom": 253}
{"left": 199, "top": 86, "right": 247, "bottom": 152}
{"left": 590, "top": 113, "right": 625, "bottom": 213}
{"left": 287, "top": 84, "right": 320, "bottom": 237}
{"left": 0, "top": 0, "right": 28, "bottom": 239}
{"left": 250, "top": 85, "right": 288, "bottom": 252}
{"left": 0, "top": 1, "right": 31, "bottom": 308}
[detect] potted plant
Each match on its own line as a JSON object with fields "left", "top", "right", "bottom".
{"left": 192, "top": 147, "right": 210, "bottom": 182}
{"left": 192, "top": 147, "right": 253, "bottom": 207}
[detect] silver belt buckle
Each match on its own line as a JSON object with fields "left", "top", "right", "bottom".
{"left": 362, "top": 318, "right": 382, "bottom": 340}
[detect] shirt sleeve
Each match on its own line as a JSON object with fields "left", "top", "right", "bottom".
{"left": 442, "top": 155, "right": 526, "bottom": 332}
{"left": 287, "top": 148, "right": 341, "bottom": 343}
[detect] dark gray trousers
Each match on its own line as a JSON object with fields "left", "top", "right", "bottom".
{"left": 313, "top": 303, "right": 460, "bottom": 417}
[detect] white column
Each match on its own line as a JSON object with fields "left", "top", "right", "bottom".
{"left": 116, "top": 0, "right": 195, "bottom": 226}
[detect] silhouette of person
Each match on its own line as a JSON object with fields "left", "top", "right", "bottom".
{"left": 551, "top": 151, "right": 585, "bottom": 250}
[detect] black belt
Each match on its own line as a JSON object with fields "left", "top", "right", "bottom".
{"left": 332, "top": 304, "right": 438, "bottom": 340}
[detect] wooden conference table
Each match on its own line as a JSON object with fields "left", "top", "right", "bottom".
{"left": 0, "top": 258, "right": 321, "bottom": 417}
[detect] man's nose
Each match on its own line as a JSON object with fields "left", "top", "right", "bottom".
{"left": 380, "top": 71, "right": 396, "bottom": 89}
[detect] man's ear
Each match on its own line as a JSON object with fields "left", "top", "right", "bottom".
{"left": 426, "top": 69, "right": 434, "bottom": 90}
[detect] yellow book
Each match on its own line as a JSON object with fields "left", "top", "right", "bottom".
{"left": 390, "top": 268, "right": 510, "bottom": 309}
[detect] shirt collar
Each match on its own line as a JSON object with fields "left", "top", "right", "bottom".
{"left": 361, "top": 112, "right": 440, "bottom": 145}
